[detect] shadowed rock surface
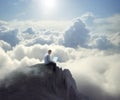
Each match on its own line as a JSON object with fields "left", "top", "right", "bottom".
{"left": 0, "top": 64, "right": 89, "bottom": 100}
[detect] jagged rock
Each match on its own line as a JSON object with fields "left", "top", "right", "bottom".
{"left": 0, "top": 64, "right": 89, "bottom": 100}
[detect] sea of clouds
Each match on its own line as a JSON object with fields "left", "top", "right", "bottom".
{"left": 0, "top": 13, "right": 120, "bottom": 100}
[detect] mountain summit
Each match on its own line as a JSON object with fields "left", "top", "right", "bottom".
{"left": 0, "top": 64, "right": 89, "bottom": 100}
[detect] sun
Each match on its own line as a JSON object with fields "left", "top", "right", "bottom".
{"left": 40, "top": 0, "right": 57, "bottom": 14}
{"left": 41, "top": 0, "right": 56, "bottom": 9}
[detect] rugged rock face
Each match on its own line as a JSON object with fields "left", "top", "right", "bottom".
{"left": 0, "top": 64, "right": 89, "bottom": 100}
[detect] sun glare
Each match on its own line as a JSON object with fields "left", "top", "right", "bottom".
{"left": 40, "top": 0, "right": 57, "bottom": 14}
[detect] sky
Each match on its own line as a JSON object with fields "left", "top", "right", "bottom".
{"left": 0, "top": 0, "right": 120, "bottom": 20}
{"left": 0, "top": 0, "right": 120, "bottom": 100}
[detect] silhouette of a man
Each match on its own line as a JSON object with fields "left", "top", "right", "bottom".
{"left": 44, "top": 50, "right": 56, "bottom": 71}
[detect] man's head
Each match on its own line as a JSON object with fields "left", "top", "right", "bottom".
{"left": 48, "top": 49, "right": 52, "bottom": 55}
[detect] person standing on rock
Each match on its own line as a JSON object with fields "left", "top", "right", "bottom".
{"left": 44, "top": 49, "right": 56, "bottom": 71}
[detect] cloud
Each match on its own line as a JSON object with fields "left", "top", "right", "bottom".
{"left": 21, "top": 29, "right": 59, "bottom": 46}
{"left": 0, "top": 47, "right": 39, "bottom": 80}
{"left": 3, "top": 44, "right": 120, "bottom": 100}
{"left": 22, "top": 35, "right": 54, "bottom": 46}
{"left": 110, "top": 32, "right": 120, "bottom": 47}
{"left": 89, "top": 34, "right": 113, "bottom": 50}
{"left": 8, "top": 20, "right": 71, "bottom": 32}
{"left": 1, "top": 17, "right": 118, "bottom": 51}
{"left": 0, "top": 43, "right": 120, "bottom": 100}
{"left": 23, "top": 27, "right": 36, "bottom": 34}
{"left": 0, "top": 20, "right": 60, "bottom": 47}
{"left": 0, "top": 47, "right": 19, "bottom": 80}
{"left": 93, "top": 14, "right": 120, "bottom": 33}
{"left": 61, "top": 50, "right": 120, "bottom": 100}
{"left": 88, "top": 32, "right": 120, "bottom": 52}
{"left": 7, "top": 44, "right": 73, "bottom": 63}
{"left": 0, "top": 22, "right": 20, "bottom": 46}
{"left": 0, "top": 44, "right": 73, "bottom": 82}
{"left": 0, "top": 40, "right": 11, "bottom": 51}
{"left": 0, "top": 20, "right": 8, "bottom": 26}
{"left": 0, "top": 14, "right": 120, "bottom": 100}
{"left": 80, "top": 12, "right": 95, "bottom": 25}
{"left": 62, "top": 18, "right": 90, "bottom": 48}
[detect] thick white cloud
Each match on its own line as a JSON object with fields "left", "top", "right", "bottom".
{"left": 7, "top": 44, "right": 72, "bottom": 63}
{"left": 63, "top": 18, "right": 90, "bottom": 48}
{"left": 60, "top": 50, "right": 120, "bottom": 100}
{"left": 0, "top": 47, "right": 19, "bottom": 80}
{"left": 0, "top": 47, "right": 39, "bottom": 80}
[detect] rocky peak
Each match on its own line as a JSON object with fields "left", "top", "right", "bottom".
{"left": 0, "top": 64, "right": 89, "bottom": 100}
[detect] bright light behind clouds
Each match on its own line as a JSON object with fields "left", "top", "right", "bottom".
{"left": 40, "top": 0, "right": 57, "bottom": 15}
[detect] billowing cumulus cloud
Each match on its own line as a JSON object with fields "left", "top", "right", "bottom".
{"left": 7, "top": 44, "right": 72, "bottom": 63}
{"left": 89, "top": 34, "right": 113, "bottom": 50}
{"left": 0, "top": 22, "right": 20, "bottom": 46}
{"left": 94, "top": 36, "right": 113, "bottom": 50}
{"left": 88, "top": 32, "right": 120, "bottom": 52}
{"left": 63, "top": 18, "right": 90, "bottom": 48}
{"left": 0, "top": 47, "right": 39, "bottom": 80}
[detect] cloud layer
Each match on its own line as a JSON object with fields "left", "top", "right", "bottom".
{"left": 0, "top": 14, "right": 120, "bottom": 100}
